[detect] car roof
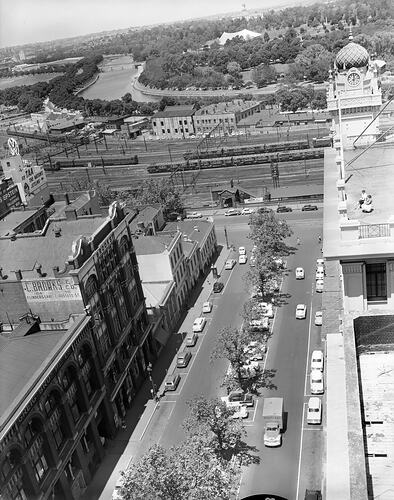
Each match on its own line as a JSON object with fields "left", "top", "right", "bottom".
{"left": 311, "top": 369, "right": 322, "bottom": 377}
{"left": 308, "top": 397, "right": 321, "bottom": 407}
{"left": 297, "top": 304, "right": 305, "bottom": 308}
{"left": 312, "top": 349, "right": 323, "bottom": 356}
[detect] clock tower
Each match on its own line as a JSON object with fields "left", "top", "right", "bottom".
{"left": 327, "top": 32, "right": 382, "bottom": 149}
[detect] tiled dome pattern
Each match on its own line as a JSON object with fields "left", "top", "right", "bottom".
{"left": 336, "top": 42, "right": 369, "bottom": 69}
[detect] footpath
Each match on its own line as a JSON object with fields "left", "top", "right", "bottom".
{"left": 82, "top": 244, "right": 232, "bottom": 500}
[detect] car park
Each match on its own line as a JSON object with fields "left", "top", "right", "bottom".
{"left": 225, "top": 259, "right": 236, "bottom": 270}
{"left": 187, "top": 211, "right": 202, "bottom": 219}
{"left": 238, "top": 246, "right": 246, "bottom": 255}
{"left": 176, "top": 350, "right": 192, "bottom": 368}
{"left": 315, "top": 311, "right": 323, "bottom": 326}
{"left": 239, "top": 254, "right": 247, "bottom": 264}
{"left": 296, "top": 304, "right": 307, "bottom": 319}
{"left": 302, "top": 204, "right": 318, "bottom": 211}
{"left": 311, "top": 350, "right": 324, "bottom": 371}
{"left": 310, "top": 370, "right": 324, "bottom": 394}
{"left": 316, "top": 268, "right": 324, "bottom": 280}
{"left": 185, "top": 332, "right": 198, "bottom": 347}
{"left": 307, "top": 397, "right": 322, "bottom": 424}
{"left": 164, "top": 373, "right": 181, "bottom": 392}
{"left": 202, "top": 301, "right": 212, "bottom": 313}
{"left": 296, "top": 267, "right": 305, "bottom": 279}
{"left": 192, "top": 317, "right": 206, "bottom": 332}
{"left": 213, "top": 281, "right": 224, "bottom": 293}
{"left": 241, "top": 207, "right": 254, "bottom": 215}
{"left": 316, "top": 279, "right": 324, "bottom": 293}
{"left": 277, "top": 205, "right": 292, "bottom": 213}
{"left": 225, "top": 208, "right": 241, "bottom": 216}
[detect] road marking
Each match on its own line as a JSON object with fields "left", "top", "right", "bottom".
{"left": 303, "top": 427, "right": 323, "bottom": 432}
{"left": 140, "top": 400, "right": 174, "bottom": 440}
{"left": 295, "top": 286, "right": 315, "bottom": 500}
{"left": 250, "top": 398, "right": 259, "bottom": 423}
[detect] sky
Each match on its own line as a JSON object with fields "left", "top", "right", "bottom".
{"left": 0, "top": 0, "right": 298, "bottom": 48}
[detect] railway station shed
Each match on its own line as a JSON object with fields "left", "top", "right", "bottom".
{"left": 211, "top": 185, "right": 256, "bottom": 207}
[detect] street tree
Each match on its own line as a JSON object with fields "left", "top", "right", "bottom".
{"left": 251, "top": 64, "right": 277, "bottom": 87}
{"left": 119, "top": 438, "right": 239, "bottom": 500}
{"left": 183, "top": 396, "right": 246, "bottom": 462}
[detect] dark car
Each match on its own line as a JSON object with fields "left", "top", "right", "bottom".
{"left": 277, "top": 206, "right": 292, "bottom": 213}
{"left": 304, "top": 490, "right": 322, "bottom": 500}
{"left": 302, "top": 204, "right": 318, "bottom": 211}
{"left": 213, "top": 281, "right": 224, "bottom": 293}
{"left": 176, "top": 350, "right": 192, "bottom": 368}
{"left": 258, "top": 207, "right": 272, "bottom": 214}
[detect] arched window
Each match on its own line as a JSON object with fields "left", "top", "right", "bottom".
{"left": 77, "top": 344, "right": 96, "bottom": 399}
{"left": 85, "top": 275, "right": 98, "bottom": 300}
{"left": 62, "top": 366, "right": 83, "bottom": 423}
{"left": 119, "top": 235, "right": 129, "bottom": 257}
{"left": 23, "top": 418, "right": 49, "bottom": 484}
{"left": 1, "top": 448, "right": 28, "bottom": 499}
{"left": 44, "top": 390, "right": 67, "bottom": 450}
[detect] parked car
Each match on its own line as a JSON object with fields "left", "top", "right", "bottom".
{"left": 277, "top": 205, "right": 292, "bottom": 213}
{"left": 202, "top": 301, "right": 212, "bottom": 313}
{"left": 187, "top": 211, "right": 202, "bottom": 219}
{"left": 225, "top": 208, "right": 241, "bottom": 216}
{"left": 316, "top": 279, "right": 324, "bottom": 293}
{"left": 311, "top": 350, "right": 324, "bottom": 371}
{"left": 185, "top": 332, "right": 198, "bottom": 347}
{"left": 316, "top": 258, "right": 325, "bottom": 269}
{"left": 310, "top": 370, "right": 324, "bottom": 394}
{"left": 302, "top": 204, "right": 318, "bottom": 211}
{"left": 239, "top": 254, "right": 247, "bottom": 264}
{"left": 164, "top": 374, "right": 181, "bottom": 392}
{"left": 248, "top": 317, "right": 269, "bottom": 331}
{"left": 304, "top": 489, "right": 322, "bottom": 500}
{"left": 177, "top": 350, "right": 192, "bottom": 368}
{"left": 316, "top": 268, "right": 324, "bottom": 280}
{"left": 258, "top": 207, "right": 272, "bottom": 214}
{"left": 213, "top": 281, "right": 224, "bottom": 293}
{"left": 241, "top": 207, "right": 254, "bottom": 215}
{"left": 307, "top": 397, "right": 322, "bottom": 424}
{"left": 238, "top": 246, "right": 246, "bottom": 255}
{"left": 230, "top": 406, "right": 249, "bottom": 419}
{"left": 296, "top": 267, "right": 305, "bottom": 279}
{"left": 315, "top": 311, "right": 323, "bottom": 326}
{"left": 225, "top": 259, "right": 236, "bottom": 270}
{"left": 192, "top": 317, "right": 206, "bottom": 332}
{"left": 296, "top": 304, "right": 307, "bottom": 319}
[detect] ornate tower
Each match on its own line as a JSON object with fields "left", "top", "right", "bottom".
{"left": 327, "top": 33, "right": 382, "bottom": 149}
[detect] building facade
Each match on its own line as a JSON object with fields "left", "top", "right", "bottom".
{"left": 151, "top": 105, "right": 195, "bottom": 139}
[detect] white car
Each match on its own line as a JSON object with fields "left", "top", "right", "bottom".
{"left": 316, "top": 279, "right": 324, "bottom": 293}
{"left": 225, "top": 259, "right": 236, "bottom": 270}
{"left": 296, "top": 304, "right": 307, "bottom": 319}
{"left": 187, "top": 211, "right": 202, "bottom": 219}
{"left": 224, "top": 208, "right": 240, "bottom": 216}
{"left": 248, "top": 317, "right": 269, "bottom": 331}
{"left": 239, "top": 254, "right": 247, "bottom": 264}
{"left": 231, "top": 406, "right": 249, "bottom": 419}
{"left": 310, "top": 369, "right": 324, "bottom": 394}
{"left": 259, "top": 301, "right": 274, "bottom": 318}
{"left": 316, "top": 268, "right": 324, "bottom": 280}
{"left": 315, "top": 311, "right": 323, "bottom": 326}
{"left": 202, "top": 301, "right": 212, "bottom": 313}
{"left": 311, "top": 350, "right": 324, "bottom": 371}
{"left": 192, "top": 317, "right": 206, "bottom": 332}
{"left": 316, "top": 258, "right": 325, "bottom": 269}
{"left": 241, "top": 207, "right": 254, "bottom": 215}
{"left": 238, "top": 246, "right": 246, "bottom": 255}
{"left": 307, "top": 397, "right": 322, "bottom": 424}
{"left": 296, "top": 267, "right": 305, "bottom": 279}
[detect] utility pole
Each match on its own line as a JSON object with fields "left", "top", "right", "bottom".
{"left": 224, "top": 226, "right": 229, "bottom": 249}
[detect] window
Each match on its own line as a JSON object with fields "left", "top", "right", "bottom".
{"left": 179, "top": 120, "right": 182, "bottom": 125}
{"left": 184, "top": 120, "right": 187, "bottom": 124}
{"left": 366, "top": 263, "right": 387, "bottom": 301}
{"left": 185, "top": 128, "right": 188, "bottom": 133}
{"left": 162, "top": 129, "right": 165, "bottom": 134}
{"left": 167, "top": 129, "right": 170, "bottom": 133}
{"left": 30, "top": 436, "right": 48, "bottom": 483}
{"left": 153, "top": 122, "right": 156, "bottom": 127}
{"left": 175, "top": 128, "right": 178, "bottom": 133}
{"left": 160, "top": 121, "right": 164, "bottom": 126}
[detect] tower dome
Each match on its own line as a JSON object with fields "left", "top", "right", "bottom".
{"left": 335, "top": 32, "right": 369, "bottom": 70}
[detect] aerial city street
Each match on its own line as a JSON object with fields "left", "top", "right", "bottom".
{"left": 0, "top": 1, "right": 393, "bottom": 500}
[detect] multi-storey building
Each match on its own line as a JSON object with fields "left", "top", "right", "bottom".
{"left": 151, "top": 105, "right": 195, "bottom": 139}
{"left": 0, "top": 201, "right": 157, "bottom": 499}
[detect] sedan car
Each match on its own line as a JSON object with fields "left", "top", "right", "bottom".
{"left": 316, "top": 268, "right": 324, "bottom": 280}
{"left": 192, "top": 317, "right": 206, "bottom": 332}
{"left": 187, "top": 211, "right": 202, "bottom": 219}
{"left": 315, "top": 311, "right": 323, "bottom": 326}
{"left": 307, "top": 397, "right": 322, "bottom": 424}
{"left": 277, "top": 205, "right": 292, "bottom": 213}
{"left": 213, "top": 281, "right": 224, "bottom": 293}
{"left": 316, "top": 258, "right": 325, "bottom": 269}
{"left": 176, "top": 350, "right": 192, "bottom": 368}
{"left": 239, "top": 254, "right": 247, "bottom": 264}
{"left": 225, "top": 259, "right": 236, "bottom": 270}
{"left": 302, "top": 204, "right": 318, "bottom": 211}
{"left": 164, "top": 373, "right": 181, "bottom": 392}
{"left": 296, "top": 267, "right": 305, "bottom": 279}
{"left": 224, "top": 208, "right": 241, "bottom": 216}
{"left": 238, "top": 246, "right": 246, "bottom": 255}
{"left": 202, "top": 301, "right": 212, "bottom": 313}
{"left": 296, "top": 304, "right": 307, "bottom": 319}
{"left": 316, "top": 279, "right": 324, "bottom": 293}
{"left": 310, "top": 370, "right": 324, "bottom": 394}
{"left": 311, "top": 349, "right": 324, "bottom": 371}
{"left": 230, "top": 406, "right": 249, "bottom": 419}
{"left": 241, "top": 207, "right": 254, "bottom": 215}
{"left": 258, "top": 207, "right": 272, "bottom": 214}
{"left": 185, "top": 332, "right": 198, "bottom": 347}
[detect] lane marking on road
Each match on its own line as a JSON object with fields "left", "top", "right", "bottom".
{"left": 302, "top": 427, "right": 323, "bottom": 432}
{"left": 296, "top": 286, "right": 315, "bottom": 500}
{"left": 140, "top": 400, "right": 174, "bottom": 441}
{"left": 250, "top": 398, "right": 259, "bottom": 423}
{"left": 157, "top": 404, "right": 176, "bottom": 445}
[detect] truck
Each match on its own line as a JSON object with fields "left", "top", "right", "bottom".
{"left": 263, "top": 397, "right": 284, "bottom": 447}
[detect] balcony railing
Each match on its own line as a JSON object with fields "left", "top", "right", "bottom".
{"left": 359, "top": 223, "right": 390, "bottom": 239}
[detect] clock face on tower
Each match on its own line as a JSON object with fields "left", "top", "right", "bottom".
{"left": 347, "top": 71, "right": 361, "bottom": 87}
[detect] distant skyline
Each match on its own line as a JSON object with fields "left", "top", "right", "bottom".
{"left": 0, "top": 0, "right": 300, "bottom": 48}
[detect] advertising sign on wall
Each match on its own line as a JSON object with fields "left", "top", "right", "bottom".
{"left": 0, "top": 182, "right": 22, "bottom": 217}
{"left": 22, "top": 277, "right": 83, "bottom": 302}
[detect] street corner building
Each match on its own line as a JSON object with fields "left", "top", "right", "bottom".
{"left": 0, "top": 201, "right": 161, "bottom": 500}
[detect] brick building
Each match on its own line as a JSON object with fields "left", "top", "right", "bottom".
{"left": 151, "top": 105, "right": 195, "bottom": 139}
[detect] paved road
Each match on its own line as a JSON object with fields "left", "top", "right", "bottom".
{"left": 132, "top": 211, "right": 323, "bottom": 499}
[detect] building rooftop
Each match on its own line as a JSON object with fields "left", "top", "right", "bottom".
{"left": 0, "top": 209, "right": 39, "bottom": 237}
{"left": 0, "top": 216, "right": 106, "bottom": 279}
{"left": 133, "top": 233, "right": 177, "bottom": 255}
{"left": 142, "top": 281, "right": 173, "bottom": 308}
{"left": 195, "top": 100, "right": 260, "bottom": 116}
{"left": 128, "top": 206, "right": 161, "bottom": 234}
{"left": 153, "top": 105, "right": 195, "bottom": 119}
{"left": 164, "top": 219, "right": 214, "bottom": 247}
